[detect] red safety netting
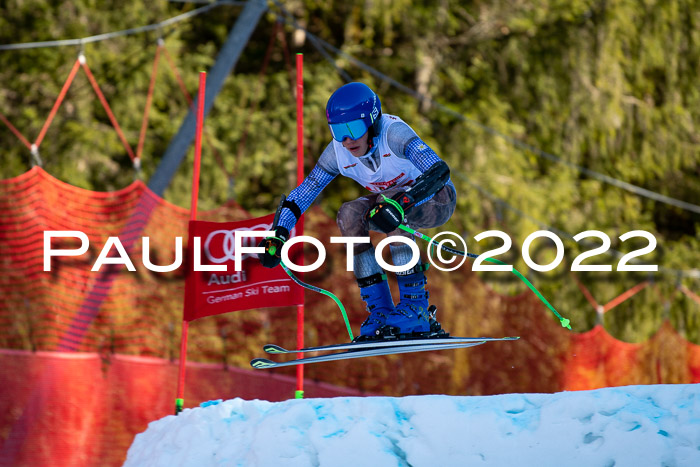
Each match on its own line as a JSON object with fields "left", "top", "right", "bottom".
{"left": 1, "top": 167, "right": 700, "bottom": 466}
{"left": 1, "top": 167, "right": 699, "bottom": 385}
{"left": 0, "top": 166, "right": 240, "bottom": 355}
{"left": 0, "top": 349, "right": 369, "bottom": 467}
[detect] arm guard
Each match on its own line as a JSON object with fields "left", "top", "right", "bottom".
{"left": 392, "top": 160, "right": 450, "bottom": 211}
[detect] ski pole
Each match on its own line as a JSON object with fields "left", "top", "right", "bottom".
{"left": 270, "top": 194, "right": 354, "bottom": 340}
{"left": 398, "top": 224, "right": 571, "bottom": 330}
{"left": 280, "top": 264, "right": 354, "bottom": 341}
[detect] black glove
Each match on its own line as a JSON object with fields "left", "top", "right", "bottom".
{"left": 257, "top": 227, "right": 290, "bottom": 268}
{"left": 367, "top": 195, "right": 405, "bottom": 233}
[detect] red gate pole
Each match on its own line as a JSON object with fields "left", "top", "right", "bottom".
{"left": 176, "top": 71, "right": 206, "bottom": 414}
{"left": 295, "top": 53, "right": 305, "bottom": 399}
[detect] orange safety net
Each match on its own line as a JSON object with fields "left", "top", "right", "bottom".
{"left": 560, "top": 322, "right": 699, "bottom": 389}
{"left": 1, "top": 167, "right": 700, "bottom": 466}
{"left": 0, "top": 166, "right": 240, "bottom": 355}
{"left": 0, "top": 349, "right": 369, "bottom": 467}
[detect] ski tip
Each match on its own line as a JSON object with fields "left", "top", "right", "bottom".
{"left": 263, "top": 344, "right": 288, "bottom": 354}
{"left": 250, "top": 358, "right": 277, "bottom": 369}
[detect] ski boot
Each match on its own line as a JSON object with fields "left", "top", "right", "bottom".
{"left": 354, "top": 273, "right": 395, "bottom": 341}
{"left": 382, "top": 263, "right": 445, "bottom": 338}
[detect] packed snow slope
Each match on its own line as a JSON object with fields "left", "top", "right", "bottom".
{"left": 125, "top": 384, "right": 699, "bottom": 467}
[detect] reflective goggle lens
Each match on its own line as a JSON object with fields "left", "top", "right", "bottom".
{"left": 328, "top": 120, "right": 368, "bottom": 142}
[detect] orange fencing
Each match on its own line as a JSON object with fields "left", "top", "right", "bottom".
{"left": 0, "top": 349, "right": 368, "bottom": 467}
{"left": 1, "top": 167, "right": 699, "bottom": 466}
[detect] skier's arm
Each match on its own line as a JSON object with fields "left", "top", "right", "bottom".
{"left": 367, "top": 160, "right": 450, "bottom": 232}
{"left": 368, "top": 124, "right": 451, "bottom": 233}
{"left": 387, "top": 122, "right": 452, "bottom": 205}
{"left": 259, "top": 146, "right": 338, "bottom": 268}
{"left": 276, "top": 143, "right": 339, "bottom": 233}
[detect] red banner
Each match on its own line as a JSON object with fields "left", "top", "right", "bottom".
{"left": 183, "top": 215, "right": 303, "bottom": 321}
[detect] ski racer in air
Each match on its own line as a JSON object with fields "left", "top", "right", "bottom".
{"left": 259, "top": 82, "right": 455, "bottom": 340}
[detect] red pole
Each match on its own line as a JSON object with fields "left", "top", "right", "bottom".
{"left": 295, "top": 53, "right": 305, "bottom": 399}
{"left": 191, "top": 72, "right": 206, "bottom": 217}
{"left": 176, "top": 71, "right": 206, "bottom": 414}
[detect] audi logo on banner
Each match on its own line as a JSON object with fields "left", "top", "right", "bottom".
{"left": 203, "top": 223, "right": 296, "bottom": 264}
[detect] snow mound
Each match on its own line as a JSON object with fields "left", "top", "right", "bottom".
{"left": 125, "top": 384, "right": 700, "bottom": 467}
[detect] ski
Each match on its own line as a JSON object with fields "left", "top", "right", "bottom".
{"left": 263, "top": 336, "right": 519, "bottom": 354}
{"left": 251, "top": 338, "right": 517, "bottom": 369}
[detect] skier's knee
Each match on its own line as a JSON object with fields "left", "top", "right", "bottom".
{"left": 337, "top": 200, "right": 370, "bottom": 236}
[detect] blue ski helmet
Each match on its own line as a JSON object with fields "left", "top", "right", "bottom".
{"left": 326, "top": 82, "right": 382, "bottom": 142}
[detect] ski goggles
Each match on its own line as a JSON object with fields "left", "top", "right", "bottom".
{"left": 328, "top": 119, "right": 369, "bottom": 142}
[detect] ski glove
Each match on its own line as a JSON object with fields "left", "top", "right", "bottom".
{"left": 258, "top": 226, "right": 290, "bottom": 268}
{"left": 367, "top": 195, "right": 405, "bottom": 234}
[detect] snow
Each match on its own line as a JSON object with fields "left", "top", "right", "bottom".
{"left": 124, "top": 384, "right": 700, "bottom": 467}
